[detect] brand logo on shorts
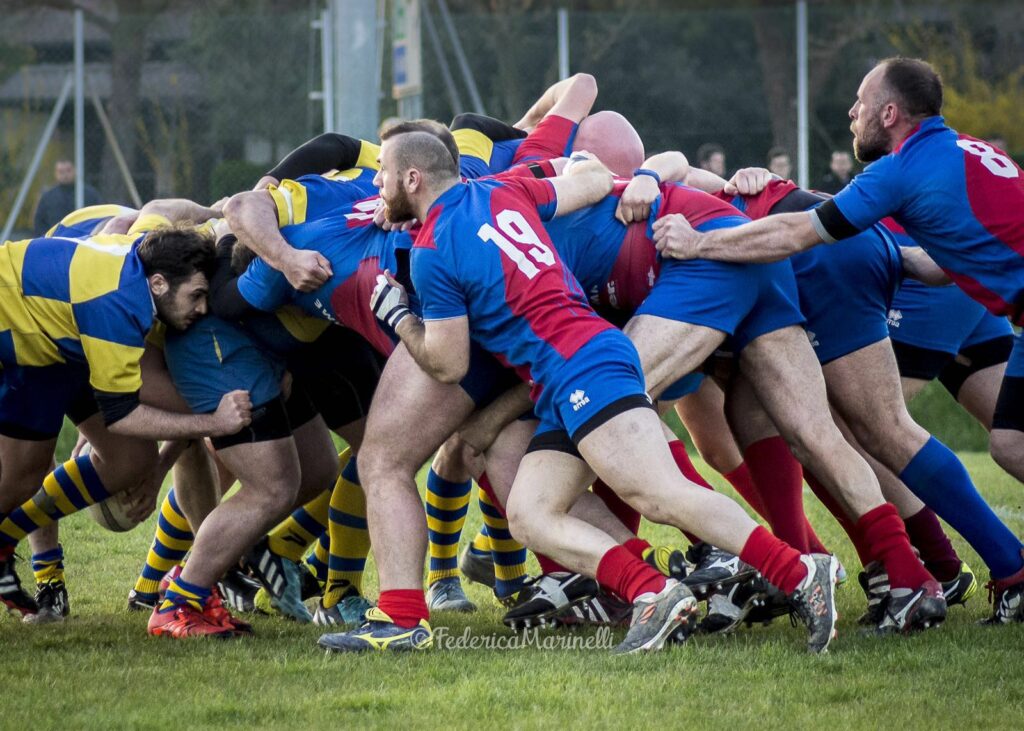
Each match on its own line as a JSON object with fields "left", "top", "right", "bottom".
{"left": 887, "top": 309, "right": 903, "bottom": 328}
{"left": 569, "top": 389, "right": 590, "bottom": 412}
{"left": 806, "top": 330, "right": 820, "bottom": 348}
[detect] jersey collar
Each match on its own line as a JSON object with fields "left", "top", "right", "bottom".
{"left": 893, "top": 115, "right": 944, "bottom": 153}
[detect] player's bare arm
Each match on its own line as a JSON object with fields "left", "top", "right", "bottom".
{"left": 457, "top": 382, "right": 533, "bottom": 455}
{"left": 514, "top": 72, "right": 598, "bottom": 130}
{"left": 107, "top": 391, "right": 252, "bottom": 441}
{"left": 615, "top": 151, "right": 690, "bottom": 224}
{"left": 653, "top": 210, "right": 822, "bottom": 263}
{"left": 223, "top": 189, "right": 332, "bottom": 292}
{"left": 137, "top": 197, "right": 224, "bottom": 224}
{"left": 549, "top": 158, "right": 614, "bottom": 216}
{"left": 901, "top": 245, "right": 952, "bottom": 286}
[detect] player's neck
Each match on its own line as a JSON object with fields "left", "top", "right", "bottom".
{"left": 416, "top": 178, "right": 459, "bottom": 220}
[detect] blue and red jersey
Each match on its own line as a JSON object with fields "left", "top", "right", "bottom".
{"left": 818, "top": 116, "right": 1024, "bottom": 324}
{"left": 236, "top": 176, "right": 411, "bottom": 357}
{"left": 411, "top": 175, "right": 613, "bottom": 396}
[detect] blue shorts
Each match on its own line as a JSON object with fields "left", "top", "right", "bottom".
{"left": 889, "top": 279, "right": 1013, "bottom": 355}
{"left": 164, "top": 316, "right": 285, "bottom": 414}
{"left": 660, "top": 372, "right": 705, "bottom": 401}
{"left": 635, "top": 213, "right": 803, "bottom": 351}
{"left": 458, "top": 342, "right": 522, "bottom": 408}
{"left": 0, "top": 361, "right": 97, "bottom": 440}
{"left": 791, "top": 227, "right": 902, "bottom": 365}
{"left": 533, "top": 330, "right": 650, "bottom": 442}
{"left": 637, "top": 257, "right": 804, "bottom": 353}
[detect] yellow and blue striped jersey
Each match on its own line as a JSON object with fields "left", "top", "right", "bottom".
{"left": 46, "top": 203, "right": 138, "bottom": 239}
{"left": 0, "top": 226, "right": 160, "bottom": 395}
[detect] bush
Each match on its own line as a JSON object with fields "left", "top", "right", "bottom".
{"left": 209, "top": 159, "right": 267, "bottom": 201}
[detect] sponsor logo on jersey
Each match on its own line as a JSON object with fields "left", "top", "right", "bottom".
{"left": 887, "top": 309, "right": 903, "bottom": 328}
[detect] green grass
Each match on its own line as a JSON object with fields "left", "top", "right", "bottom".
{"left": 3, "top": 453, "right": 1023, "bottom": 730}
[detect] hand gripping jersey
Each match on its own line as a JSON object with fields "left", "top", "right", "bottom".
{"left": 236, "top": 175, "right": 411, "bottom": 357}
{"left": 718, "top": 178, "right": 902, "bottom": 364}
{"left": 411, "top": 176, "right": 614, "bottom": 400}
{"left": 813, "top": 116, "right": 1024, "bottom": 324}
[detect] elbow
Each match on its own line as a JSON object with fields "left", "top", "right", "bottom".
{"left": 570, "top": 73, "right": 598, "bottom": 100}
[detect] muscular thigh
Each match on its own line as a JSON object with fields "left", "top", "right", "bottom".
{"left": 623, "top": 314, "right": 724, "bottom": 399}
{"left": 361, "top": 344, "right": 476, "bottom": 475}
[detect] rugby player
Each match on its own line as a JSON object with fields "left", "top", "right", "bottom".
{"left": 319, "top": 123, "right": 839, "bottom": 655}
{"left": 653, "top": 56, "right": 1024, "bottom": 624}
{"left": 0, "top": 205, "right": 251, "bottom": 616}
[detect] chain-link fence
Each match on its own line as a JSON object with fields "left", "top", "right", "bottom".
{"left": 2, "top": 1, "right": 1022, "bottom": 240}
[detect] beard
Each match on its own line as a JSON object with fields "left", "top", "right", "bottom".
{"left": 852, "top": 114, "right": 890, "bottom": 163}
{"left": 154, "top": 291, "right": 195, "bottom": 331}
{"left": 383, "top": 180, "right": 416, "bottom": 223}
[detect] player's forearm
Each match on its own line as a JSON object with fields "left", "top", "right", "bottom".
{"left": 681, "top": 167, "right": 728, "bottom": 193}
{"left": 641, "top": 152, "right": 689, "bottom": 184}
{"left": 554, "top": 161, "right": 614, "bottom": 216}
{"left": 107, "top": 404, "right": 222, "bottom": 441}
{"left": 900, "top": 246, "right": 951, "bottom": 286}
{"left": 138, "top": 198, "right": 221, "bottom": 225}
{"left": 223, "top": 192, "right": 294, "bottom": 272}
{"left": 515, "top": 73, "right": 597, "bottom": 129}
{"left": 695, "top": 213, "right": 821, "bottom": 263}
{"left": 458, "top": 382, "right": 533, "bottom": 454}
{"left": 396, "top": 317, "right": 466, "bottom": 384}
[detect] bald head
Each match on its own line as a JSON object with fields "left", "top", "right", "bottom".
{"left": 572, "top": 111, "right": 645, "bottom": 177}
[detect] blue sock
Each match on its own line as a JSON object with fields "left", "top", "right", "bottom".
{"left": 900, "top": 437, "right": 1024, "bottom": 578}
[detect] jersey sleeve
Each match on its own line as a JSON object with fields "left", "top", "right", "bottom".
{"left": 812, "top": 156, "right": 904, "bottom": 242}
{"left": 236, "top": 257, "right": 293, "bottom": 312}
{"left": 452, "top": 114, "right": 528, "bottom": 180}
{"left": 411, "top": 244, "right": 467, "bottom": 321}
{"left": 502, "top": 177, "right": 558, "bottom": 221}
{"left": 512, "top": 114, "right": 578, "bottom": 164}
{"left": 74, "top": 293, "right": 149, "bottom": 395}
{"left": 268, "top": 176, "right": 365, "bottom": 227}
{"left": 267, "top": 134, "right": 377, "bottom": 181}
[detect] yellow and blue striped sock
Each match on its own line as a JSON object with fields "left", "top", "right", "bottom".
{"left": 133, "top": 488, "right": 194, "bottom": 601}
{"left": 32, "top": 545, "right": 65, "bottom": 585}
{"left": 304, "top": 531, "right": 330, "bottom": 584}
{"left": 469, "top": 525, "right": 492, "bottom": 559}
{"left": 0, "top": 455, "right": 111, "bottom": 547}
{"left": 160, "top": 575, "right": 210, "bottom": 612}
{"left": 426, "top": 469, "right": 471, "bottom": 585}
{"left": 326, "top": 455, "right": 370, "bottom": 602}
{"left": 478, "top": 488, "right": 527, "bottom": 600}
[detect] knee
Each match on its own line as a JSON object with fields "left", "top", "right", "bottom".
{"left": 505, "top": 494, "right": 539, "bottom": 548}
{"left": 990, "top": 430, "right": 1021, "bottom": 470}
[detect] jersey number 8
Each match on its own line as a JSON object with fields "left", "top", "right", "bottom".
{"left": 956, "top": 139, "right": 1019, "bottom": 179}
{"left": 477, "top": 209, "right": 555, "bottom": 279}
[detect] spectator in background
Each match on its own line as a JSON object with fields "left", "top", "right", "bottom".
{"left": 696, "top": 142, "right": 726, "bottom": 177}
{"left": 767, "top": 147, "right": 792, "bottom": 179}
{"left": 32, "top": 159, "right": 101, "bottom": 236}
{"left": 817, "top": 150, "right": 854, "bottom": 194}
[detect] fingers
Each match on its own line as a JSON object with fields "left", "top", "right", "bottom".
{"left": 315, "top": 252, "right": 332, "bottom": 277}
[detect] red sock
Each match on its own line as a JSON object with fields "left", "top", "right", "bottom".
{"left": 478, "top": 472, "right": 505, "bottom": 515}
{"left": 739, "top": 526, "right": 808, "bottom": 594}
{"left": 805, "top": 470, "right": 874, "bottom": 567}
{"left": 622, "top": 537, "right": 652, "bottom": 559}
{"left": 722, "top": 462, "right": 769, "bottom": 519}
{"left": 669, "top": 440, "right": 714, "bottom": 490}
{"left": 377, "top": 589, "right": 429, "bottom": 628}
{"left": 856, "top": 503, "right": 934, "bottom": 590}
{"left": 903, "top": 508, "right": 961, "bottom": 582}
{"left": 596, "top": 545, "right": 666, "bottom": 603}
{"left": 668, "top": 440, "right": 710, "bottom": 544}
{"left": 536, "top": 554, "right": 571, "bottom": 574}
{"left": 592, "top": 479, "right": 642, "bottom": 535}
{"left": 806, "top": 523, "right": 830, "bottom": 555}
{"left": 743, "top": 437, "right": 811, "bottom": 552}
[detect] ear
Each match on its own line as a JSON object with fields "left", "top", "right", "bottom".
{"left": 406, "top": 167, "right": 423, "bottom": 194}
{"left": 149, "top": 273, "right": 169, "bottom": 297}
{"left": 880, "top": 101, "right": 900, "bottom": 129}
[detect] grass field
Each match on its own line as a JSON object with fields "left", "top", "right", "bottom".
{"left": 3, "top": 452, "right": 1023, "bottom": 731}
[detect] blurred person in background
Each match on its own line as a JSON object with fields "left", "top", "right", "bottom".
{"left": 697, "top": 142, "right": 726, "bottom": 177}
{"left": 817, "top": 150, "right": 854, "bottom": 194}
{"left": 33, "top": 160, "right": 102, "bottom": 237}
